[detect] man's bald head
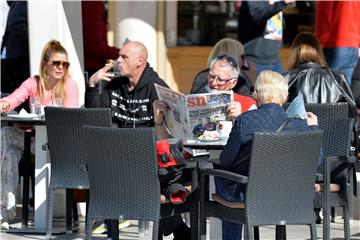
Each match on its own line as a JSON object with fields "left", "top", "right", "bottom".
{"left": 123, "top": 41, "right": 148, "bottom": 62}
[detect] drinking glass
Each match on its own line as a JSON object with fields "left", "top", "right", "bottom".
{"left": 30, "top": 96, "right": 41, "bottom": 115}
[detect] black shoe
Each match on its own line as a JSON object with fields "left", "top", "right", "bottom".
{"left": 315, "top": 209, "right": 322, "bottom": 224}
{"left": 173, "top": 222, "right": 191, "bottom": 240}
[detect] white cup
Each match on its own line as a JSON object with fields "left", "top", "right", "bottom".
{"left": 218, "top": 121, "right": 233, "bottom": 139}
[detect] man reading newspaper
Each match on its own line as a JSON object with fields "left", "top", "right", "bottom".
{"left": 154, "top": 55, "right": 257, "bottom": 139}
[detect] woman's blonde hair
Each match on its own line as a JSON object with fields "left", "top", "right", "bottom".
{"left": 38, "top": 39, "right": 69, "bottom": 103}
{"left": 207, "top": 38, "right": 244, "bottom": 67}
{"left": 254, "top": 70, "right": 288, "bottom": 105}
{"left": 287, "top": 32, "right": 327, "bottom": 70}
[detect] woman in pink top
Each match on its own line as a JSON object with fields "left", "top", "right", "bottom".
{"left": 0, "top": 40, "right": 79, "bottom": 228}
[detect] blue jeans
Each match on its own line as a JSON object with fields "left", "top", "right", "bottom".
{"left": 215, "top": 176, "right": 245, "bottom": 240}
{"left": 323, "top": 47, "right": 359, "bottom": 85}
{"left": 255, "top": 56, "right": 284, "bottom": 77}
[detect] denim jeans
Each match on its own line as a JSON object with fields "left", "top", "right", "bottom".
{"left": 215, "top": 176, "right": 245, "bottom": 240}
{"left": 255, "top": 56, "right": 284, "bottom": 77}
{"left": 323, "top": 47, "right": 359, "bottom": 85}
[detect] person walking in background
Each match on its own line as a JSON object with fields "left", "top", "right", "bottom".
{"left": 236, "top": 0, "right": 295, "bottom": 76}
{"left": 0, "top": 40, "right": 79, "bottom": 230}
{"left": 1, "top": 1, "right": 30, "bottom": 111}
{"left": 315, "top": 1, "right": 360, "bottom": 85}
{"left": 82, "top": 1, "right": 120, "bottom": 79}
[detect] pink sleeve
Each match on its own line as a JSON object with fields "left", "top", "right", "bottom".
{"left": 64, "top": 78, "right": 80, "bottom": 108}
{"left": 0, "top": 77, "right": 36, "bottom": 110}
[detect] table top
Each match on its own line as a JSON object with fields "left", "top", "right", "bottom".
{"left": 1, "top": 114, "right": 46, "bottom": 125}
{"left": 168, "top": 137, "right": 228, "bottom": 150}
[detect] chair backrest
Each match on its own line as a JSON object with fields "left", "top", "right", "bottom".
{"left": 82, "top": 126, "right": 160, "bottom": 222}
{"left": 245, "top": 131, "right": 323, "bottom": 225}
{"left": 45, "top": 107, "right": 112, "bottom": 189}
{"left": 304, "top": 103, "right": 353, "bottom": 158}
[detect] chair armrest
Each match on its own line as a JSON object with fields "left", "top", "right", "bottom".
{"left": 339, "top": 156, "right": 357, "bottom": 164}
{"left": 201, "top": 168, "right": 248, "bottom": 184}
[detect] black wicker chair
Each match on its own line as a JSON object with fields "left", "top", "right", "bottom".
{"left": 82, "top": 126, "right": 160, "bottom": 240}
{"left": 305, "top": 103, "right": 356, "bottom": 240}
{"left": 44, "top": 107, "right": 112, "bottom": 239}
{"left": 199, "top": 131, "right": 323, "bottom": 240}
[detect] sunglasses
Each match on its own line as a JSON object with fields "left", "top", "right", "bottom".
{"left": 51, "top": 60, "right": 70, "bottom": 69}
{"left": 215, "top": 55, "right": 238, "bottom": 68}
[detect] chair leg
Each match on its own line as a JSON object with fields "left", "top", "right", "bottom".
{"left": 310, "top": 223, "right": 317, "bottom": 240}
{"left": 245, "top": 224, "right": 253, "bottom": 240}
{"left": 276, "top": 225, "right": 287, "bottom": 240}
{"left": 152, "top": 219, "right": 160, "bottom": 240}
{"left": 190, "top": 212, "right": 198, "bottom": 240}
{"left": 343, "top": 205, "right": 350, "bottom": 240}
{"left": 107, "top": 219, "right": 119, "bottom": 239}
{"left": 331, "top": 207, "right": 336, "bottom": 222}
{"left": 21, "top": 131, "right": 32, "bottom": 226}
{"left": 323, "top": 206, "right": 330, "bottom": 240}
{"left": 66, "top": 189, "right": 73, "bottom": 234}
{"left": 45, "top": 188, "right": 54, "bottom": 240}
{"left": 254, "top": 226, "right": 260, "bottom": 240}
{"left": 85, "top": 215, "right": 93, "bottom": 240}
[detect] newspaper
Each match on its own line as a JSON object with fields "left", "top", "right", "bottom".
{"left": 154, "top": 83, "right": 233, "bottom": 139}
{"left": 285, "top": 93, "right": 307, "bottom": 119}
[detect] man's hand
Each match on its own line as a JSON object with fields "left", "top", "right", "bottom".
{"left": 306, "top": 112, "right": 318, "bottom": 126}
{"left": 88, "top": 63, "right": 114, "bottom": 88}
{"left": 153, "top": 100, "right": 168, "bottom": 125}
{"left": 0, "top": 101, "right": 10, "bottom": 113}
{"left": 227, "top": 101, "right": 242, "bottom": 120}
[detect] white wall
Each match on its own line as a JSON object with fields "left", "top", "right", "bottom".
{"left": 113, "top": 1, "right": 158, "bottom": 70}
{"left": 28, "top": 0, "right": 84, "bottom": 106}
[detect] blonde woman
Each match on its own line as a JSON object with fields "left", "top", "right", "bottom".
{"left": 191, "top": 37, "right": 256, "bottom": 96}
{"left": 0, "top": 40, "right": 79, "bottom": 228}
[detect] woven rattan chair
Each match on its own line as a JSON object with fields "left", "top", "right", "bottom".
{"left": 305, "top": 103, "right": 356, "bottom": 240}
{"left": 82, "top": 126, "right": 160, "bottom": 240}
{"left": 44, "top": 107, "right": 112, "bottom": 239}
{"left": 199, "top": 131, "right": 323, "bottom": 240}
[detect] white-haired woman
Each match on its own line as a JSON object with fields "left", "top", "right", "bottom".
{"left": 214, "top": 70, "right": 319, "bottom": 240}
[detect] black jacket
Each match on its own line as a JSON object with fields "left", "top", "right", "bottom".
{"left": 284, "top": 62, "right": 357, "bottom": 117}
{"left": 85, "top": 63, "right": 168, "bottom": 127}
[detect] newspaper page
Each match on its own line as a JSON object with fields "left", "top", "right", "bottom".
{"left": 155, "top": 84, "right": 233, "bottom": 139}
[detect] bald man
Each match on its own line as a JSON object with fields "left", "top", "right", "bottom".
{"left": 85, "top": 41, "right": 168, "bottom": 128}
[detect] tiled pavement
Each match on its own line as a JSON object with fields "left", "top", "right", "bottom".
{"left": 1, "top": 216, "right": 360, "bottom": 240}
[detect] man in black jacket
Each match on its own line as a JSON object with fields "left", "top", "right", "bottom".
{"left": 85, "top": 41, "right": 168, "bottom": 128}
{"left": 85, "top": 40, "right": 191, "bottom": 239}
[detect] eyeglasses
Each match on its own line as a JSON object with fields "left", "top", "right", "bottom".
{"left": 50, "top": 60, "right": 70, "bottom": 69}
{"left": 215, "top": 55, "right": 238, "bottom": 68}
{"left": 207, "top": 73, "right": 234, "bottom": 84}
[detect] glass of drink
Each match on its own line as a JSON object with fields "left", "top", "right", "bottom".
{"left": 30, "top": 96, "right": 41, "bottom": 115}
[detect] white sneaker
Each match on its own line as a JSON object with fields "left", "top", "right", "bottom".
{"left": 0, "top": 221, "right": 9, "bottom": 230}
